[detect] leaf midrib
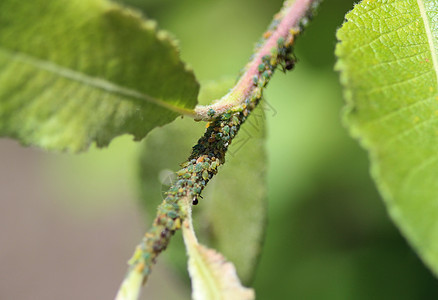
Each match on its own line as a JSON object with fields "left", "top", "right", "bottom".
{"left": 0, "top": 47, "right": 195, "bottom": 116}
{"left": 417, "top": 0, "right": 438, "bottom": 86}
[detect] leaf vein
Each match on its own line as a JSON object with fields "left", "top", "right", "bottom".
{"left": 0, "top": 47, "right": 194, "bottom": 116}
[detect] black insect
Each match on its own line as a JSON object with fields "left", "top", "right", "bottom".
{"left": 284, "top": 58, "right": 295, "bottom": 71}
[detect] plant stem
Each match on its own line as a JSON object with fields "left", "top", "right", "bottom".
{"left": 194, "top": 0, "right": 319, "bottom": 121}
{"left": 115, "top": 0, "right": 320, "bottom": 298}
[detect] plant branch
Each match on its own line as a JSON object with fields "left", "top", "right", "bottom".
{"left": 115, "top": 0, "right": 320, "bottom": 298}
{"left": 194, "top": 0, "right": 319, "bottom": 121}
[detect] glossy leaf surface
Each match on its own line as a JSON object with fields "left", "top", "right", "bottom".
{"left": 336, "top": 0, "right": 438, "bottom": 275}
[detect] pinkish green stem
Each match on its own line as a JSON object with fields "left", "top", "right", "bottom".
{"left": 194, "top": 0, "right": 319, "bottom": 121}
{"left": 116, "top": 0, "right": 320, "bottom": 299}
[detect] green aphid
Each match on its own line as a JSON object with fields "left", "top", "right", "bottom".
{"left": 210, "top": 161, "right": 217, "bottom": 170}
{"left": 167, "top": 211, "right": 178, "bottom": 219}
{"left": 262, "top": 54, "right": 271, "bottom": 62}
{"left": 183, "top": 173, "right": 191, "bottom": 179}
{"left": 270, "top": 57, "right": 278, "bottom": 66}
{"left": 180, "top": 161, "right": 190, "bottom": 168}
{"left": 223, "top": 125, "right": 230, "bottom": 134}
{"left": 258, "top": 63, "right": 265, "bottom": 72}
{"left": 262, "top": 70, "right": 270, "bottom": 79}
{"left": 232, "top": 116, "right": 239, "bottom": 125}
{"left": 255, "top": 88, "right": 262, "bottom": 98}
{"left": 202, "top": 170, "right": 209, "bottom": 181}
{"left": 202, "top": 162, "right": 210, "bottom": 170}
{"left": 277, "top": 36, "right": 285, "bottom": 46}
{"left": 207, "top": 108, "right": 216, "bottom": 117}
{"left": 187, "top": 165, "right": 194, "bottom": 173}
{"left": 222, "top": 113, "right": 231, "bottom": 120}
{"left": 270, "top": 47, "right": 278, "bottom": 56}
{"left": 252, "top": 75, "right": 258, "bottom": 85}
{"left": 192, "top": 187, "right": 202, "bottom": 194}
{"left": 195, "top": 163, "right": 203, "bottom": 172}
{"left": 176, "top": 169, "right": 187, "bottom": 176}
{"left": 169, "top": 186, "right": 179, "bottom": 193}
{"left": 162, "top": 203, "right": 174, "bottom": 211}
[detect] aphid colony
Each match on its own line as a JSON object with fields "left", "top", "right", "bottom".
{"left": 145, "top": 108, "right": 245, "bottom": 257}
{"left": 131, "top": 3, "right": 316, "bottom": 275}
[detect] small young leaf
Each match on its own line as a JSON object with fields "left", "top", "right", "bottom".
{"left": 182, "top": 200, "right": 255, "bottom": 300}
{"left": 0, "top": 0, "right": 199, "bottom": 152}
{"left": 115, "top": 262, "right": 143, "bottom": 300}
{"left": 336, "top": 0, "right": 438, "bottom": 275}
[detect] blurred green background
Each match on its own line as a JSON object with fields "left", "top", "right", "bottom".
{"left": 1, "top": 0, "right": 437, "bottom": 299}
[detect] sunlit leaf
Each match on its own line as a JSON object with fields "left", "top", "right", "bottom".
{"left": 0, "top": 0, "right": 199, "bottom": 152}
{"left": 336, "top": 0, "right": 438, "bottom": 275}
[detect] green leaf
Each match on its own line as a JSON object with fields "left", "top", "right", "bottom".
{"left": 182, "top": 201, "right": 255, "bottom": 300}
{"left": 336, "top": 0, "right": 438, "bottom": 275}
{"left": 138, "top": 79, "right": 267, "bottom": 284}
{"left": 0, "top": 0, "right": 199, "bottom": 152}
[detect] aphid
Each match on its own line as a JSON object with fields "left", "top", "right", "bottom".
{"left": 176, "top": 169, "right": 187, "bottom": 176}
{"left": 167, "top": 211, "right": 178, "bottom": 219}
{"left": 173, "top": 218, "right": 181, "bottom": 229}
{"left": 277, "top": 36, "right": 285, "bottom": 47}
{"left": 169, "top": 186, "right": 179, "bottom": 193}
{"left": 262, "top": 55, "right": 271, "bottom": 63}
{"left": 207, "top": 108, "right": 216, "bottom": 118}
{"left": 300, "top": 17, "right": 310, "bottom": 28}
{"left": 222, "top": 113, "right": 231, "bottom": 120}
{"left": 284, "top": 59, "right": 295, "bottom": 71}
{"left": 252, "top": 75, "right": 258, "bottom": 85}
{"left": 202, "top": 170, "right": 209, "bottom": 181}
{"left": 230, "top": 126, "right": 236, "bottom": 136}
{"left": 160, "top": 228, "right": 170, "bottom": 238}
{"left": 194, "top": 163, "right": 203, "bottom": 172}
{"left": 180, "top": 161, "right": 190, "bottom": 168}
{"left": 258, "top": 63, "right": 265, "bottom": 72}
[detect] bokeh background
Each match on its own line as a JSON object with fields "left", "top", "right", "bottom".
{"left": 1, "top": 0, "right": 438, "bottom": 299}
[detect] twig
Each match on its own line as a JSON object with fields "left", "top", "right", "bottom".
{"left": 115, "top": 0, "right": 320, "bottom": 299}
